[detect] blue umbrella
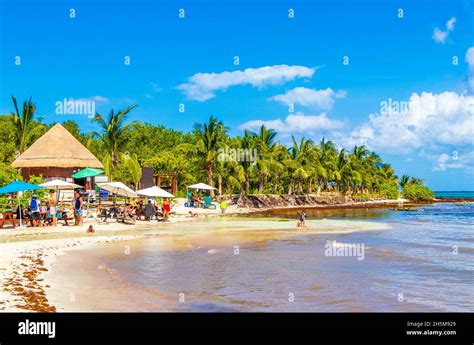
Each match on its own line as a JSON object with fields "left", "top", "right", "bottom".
{"left": 0, "top": 180, "right": 43, "bottom": 194}
{"left": 0, "top": 180, "right": 43, "bottom": 227}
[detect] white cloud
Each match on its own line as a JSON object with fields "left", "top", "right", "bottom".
{"left": 178, "top": 65, "right": 316, "bottom": 101}
{"left": 432, "top": 151, "right": 474, "bottom": 172}
{"left": 270, "top": 87, "right": 347, "bottom": 110}
{"left": 344, "top": 91, "right": 474, "bottom": 154}
{"left": 432, "top": 17, "right": 456, "bottom": 43}
{"left": 239, "top": 112, "right": 343, "bottom": 134}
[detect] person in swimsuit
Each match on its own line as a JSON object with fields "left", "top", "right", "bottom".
{"left": 297, "top": 211, "right": 307, "bottom": 228}
{"left": 162, "top": 198, "right": 171, "bottom": 221}
{"left": 74, "top": 191, "right": 84, "bottom": 226}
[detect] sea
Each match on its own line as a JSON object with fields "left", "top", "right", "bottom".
{"left": 435, "top": 191, "right": 474, "bottom": 199}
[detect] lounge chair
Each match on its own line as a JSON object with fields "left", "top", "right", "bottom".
{"left": 201, "top": 196, "right": 217, "bottom": 210}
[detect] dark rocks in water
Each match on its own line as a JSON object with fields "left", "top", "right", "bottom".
{"left": 235, "top": 193, "right": 352, "bottom": 209}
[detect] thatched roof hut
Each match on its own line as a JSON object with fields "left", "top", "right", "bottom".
{"left": 12, "top": 123, "right": 103, "bottom": 180}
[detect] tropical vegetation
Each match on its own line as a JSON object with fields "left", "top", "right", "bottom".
{"left": 0, "top": 97, "right": 434, "bottom": 200}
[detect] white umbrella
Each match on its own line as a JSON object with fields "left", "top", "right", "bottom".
{"left": 136, "top": 186, "right": 175, "bottom": 198}
{"left": 97, "top": 182, "right": 138, "bottom": 198}
{"left": 39, "top": 180, "right": 82, "bottom": 189}
{"left": 40, "top": 179, "right": 83, "bottom": 207}
{"left": 187, "top": 183, "right": 217, "bottom": 190}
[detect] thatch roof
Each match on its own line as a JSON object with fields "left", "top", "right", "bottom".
{"left": 12, "top": 123, "right": 104, "bottom": 169}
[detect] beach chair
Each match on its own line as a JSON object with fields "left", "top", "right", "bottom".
{"left": 201, "top": 196, "right": 217, "bottom": 210}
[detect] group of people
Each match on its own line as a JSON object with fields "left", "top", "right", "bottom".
{"left": 98, "top": 197, "right": 173, "bottom": 224}
{"left": 14, "top": 191, "right": 73, "bottom": 227}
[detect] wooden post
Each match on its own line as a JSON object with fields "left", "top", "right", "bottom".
{"left": 172, "top": 176, "right": 177, "bottom": 195}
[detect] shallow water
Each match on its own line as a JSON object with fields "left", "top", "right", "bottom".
{"left": 51, "top": 203, "right": 474, "bottom": 312}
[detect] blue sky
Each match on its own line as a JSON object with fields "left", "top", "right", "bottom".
{"left": 0, "top": 0, "right": 473, "bottom": 190}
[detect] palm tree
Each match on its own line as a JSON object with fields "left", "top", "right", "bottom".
{"left": 124, "top": 154, "right": 142, "bottom": 189}
{"left": 10, "top": 96, "right": 36, "bottom": 153}
{"left": 284, "top": 136, "right": 313, "bottom": 194}
{"left": 254, "top": 125, "right": 277, "bottom": 152}
{"left": 92, "top": 105, "right": 138, "bottom": 174}
{"left": 251, "top": 125, "right": 278, "bottom": 194}
{"left": 398, "top": 174, "right": 411, "bottom": 188}
{"left": 193, "top": 116, "right": 227, "bottom": 196}
{"left": 318, "top": 138, "right": 338, "bottom": 191}
{"left": 237, "top": 130, "right": 256, "bottom": 195}
{"left": 410, "top": 177, "right": 425, "bottom": 185}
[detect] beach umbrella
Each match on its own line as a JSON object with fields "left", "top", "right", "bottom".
{"left": 0, "top": 180, "right": 44, "bottom": 227}
{"left": 97, "top": 182, "right": 138, "bottom": 198}
{"left": 39, "top": 179, "right": 82, "bottom": 189}
{"left": 72, "top": 168, "right": 104, "bottom": 179}
{"left": 40, "top": 179, "right": 83, "bottom": 208}
{"left": 136, "top": 186, "right": 175, "bottom": 198}
{"left": 187, "top": 183, "right": 217, "bottom": 190}
{"left": 0, "top": 180, "right": 43, "bottom": 194}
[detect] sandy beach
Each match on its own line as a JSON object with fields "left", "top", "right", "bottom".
{"left": 0, "top": 198, "right": 397, "bottom": 312}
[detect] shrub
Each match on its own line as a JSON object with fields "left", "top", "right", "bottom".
{"left": 402, "top": 184, "right": 434, "bottom": 201}
{"left": 378, "top": 182, "right": 399, "bottom": 200}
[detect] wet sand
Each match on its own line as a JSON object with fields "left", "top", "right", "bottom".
{"left": 0, "top": 217, "right": 390, "bottom": 312}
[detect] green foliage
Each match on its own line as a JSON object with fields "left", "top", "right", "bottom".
{"left": 21, "top": 175, "right": 49, "bottom": 202}
{"left": 402, "top": 184, "right": 434, "bottom": 201}
{"left": 1, "top": 101, "right": 427, "bottom": 197}
{"left": 92, "top": 105, "right": 138, "bottom": 176}
{"left": 352, "top": 193, "right": 384, "bottom": 201}
{"left": 377, "top": 182, "right": 399, "bottom": 199}
{"left": 0, "top": 163, "right": 21, "bottom": 186}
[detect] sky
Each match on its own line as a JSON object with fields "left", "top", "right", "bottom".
{"left": 0, "top": 0, "right": 473, "bottom": 191}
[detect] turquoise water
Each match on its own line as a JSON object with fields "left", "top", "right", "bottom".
{"left": 97, "top": 202, "right": 474, "bottom": 312}
{"left": 435, "top": 191, "right": 474, "bottom": 199}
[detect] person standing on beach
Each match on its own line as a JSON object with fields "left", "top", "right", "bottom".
{"left": 29, "top": 194, "right": 41, "bottom": 227}
{"left": 162, "top": 198, "right": 171, "bottom": 221}
{"left": 74, "top": 191, "right": 84, "bottom": 226}
{"left": 48, "top": 190, "right": 57, "bottom": 226}
{"left": 220, "top": 200, "right": 227, "bottom": 215}
{"left": 297, "top": 211, "right": 307, "bottom": 228}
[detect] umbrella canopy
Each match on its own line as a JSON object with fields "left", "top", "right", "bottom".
{"left": 136, "top": 186, "right": 175, "bottom": 198}
{"left": 39, "top": 179, "right": 82, "bottom": 189}
{"left": 97, "top": 182, "right": 138, "bottom": 198}
{"left": 187, "top": 183, "right": 217, "bottom": 190}
{"left": 0, "top": 180, "right": 44, "bottom": 194}
{"left": 72, "top": 168, "right": 105, "bottom": 179}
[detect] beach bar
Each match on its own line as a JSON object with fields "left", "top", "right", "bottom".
{"left": 12, "top": 123, "right": 103, "bottom": 181}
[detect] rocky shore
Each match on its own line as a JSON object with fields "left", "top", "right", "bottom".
{"left": 233, "top": 193, "right": 393, "bottom": 210}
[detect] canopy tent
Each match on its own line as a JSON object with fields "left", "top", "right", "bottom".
{"left": 72, "top": 168, "right": 104, "bottom": 179}
{"left": 187, "top": 183, "right": 217, "bottom": 190}
{"left": 0, "top": 180, "right": 44, "bottom": 227}
{"left": 39, "top": 180, "right": 82, "bottom": 189}
{"left": 97, "top": 182, "right": 138, "bottom": 198}
{"left": 136, "top": 186, "right": 175, "bottom": 198}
